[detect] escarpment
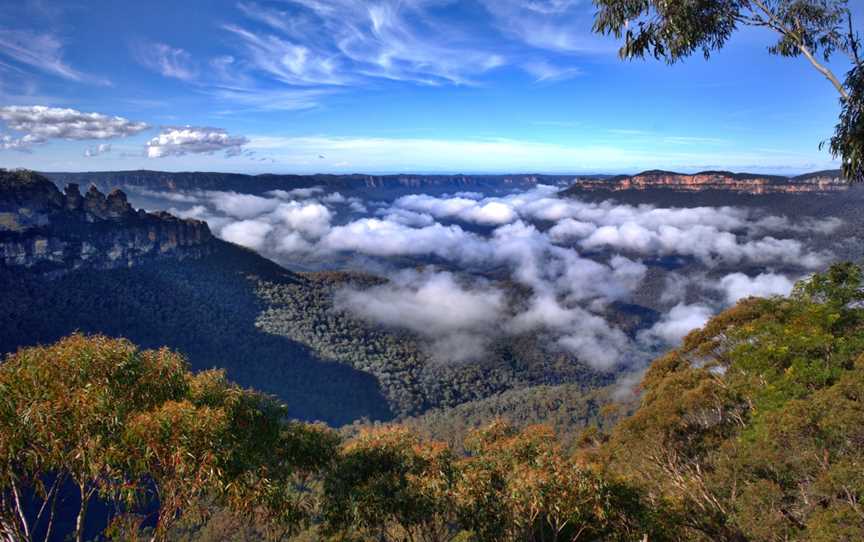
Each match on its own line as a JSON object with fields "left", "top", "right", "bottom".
{"left": 573, "top": 169, "right": 846, "bottom": 194}
{"left": 0, "top": 169, "right": 213, "bottom": 275}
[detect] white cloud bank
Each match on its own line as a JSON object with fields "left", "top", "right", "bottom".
{"left": 147, "top": 184, "right": 837, "bottom": 367}
{"left": 336, "top": 270, "right": 506, "bottom": 363}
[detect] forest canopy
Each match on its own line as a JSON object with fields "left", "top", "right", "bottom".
{"left": 2, "top": 262, "right": 863, "bottom": 541}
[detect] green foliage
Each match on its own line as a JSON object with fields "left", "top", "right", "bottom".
{"left": 255, "top": 272, "right": 612, "bottom": 418}
{"left": 317, "top": 422, "right": 661, "bottom": 542}
{"left": 826, "top": 65, "right": 864, "bottom": 184}
{"left": 592, "top": 0, "right": 864, "bottom": 182}
{"left": 0, "top": 242, "right": 393, "bottom": 425}
{"left": 393, "top": 383, "right": 630, "bottom": 454}
{"left": 5, "top": 262, "right": 864, "bottom": 541}
{"left": 605, "top": 262, "right": 864, "bottom": 540}
{"left": 0, "top": 335, "right": 339, "bottom": 542}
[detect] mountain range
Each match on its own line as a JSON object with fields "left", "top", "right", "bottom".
{"left": 41, "top": 168, "right": 847, "bottom": 197}
{"left": 0, "top": 169, "right": 616, "bottom": 427}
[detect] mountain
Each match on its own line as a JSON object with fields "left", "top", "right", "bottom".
{"left": 0, "top": 170, "right": 614, "bottom": 427}
{"left": 41, "top": 170, "right": 561, "bottom": 196}
{"left": 41, "top": 168, "right": 847, "bottom": 198}
{"left": 568, "top": 169, "right": 846, "bottom": 194}
{"left": 1, "top": 169, "right": 212, "bottom": 275}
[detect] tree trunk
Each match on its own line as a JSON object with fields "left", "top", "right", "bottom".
{"left": 74, "top": 486, "right": 91, "bottom": 542}
{"left": 9, "top": 480, "right": 30, "bottom": 542}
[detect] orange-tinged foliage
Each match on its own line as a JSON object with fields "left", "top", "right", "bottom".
{"left": 0, "top": 334, "right": 338, "bottom": 542}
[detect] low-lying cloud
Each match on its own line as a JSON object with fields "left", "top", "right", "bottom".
{"left": 336, "top": 270, "right": 506, "bottom": 363}
{"left": 144, "top": 183, "right": 838, "bottom": 368}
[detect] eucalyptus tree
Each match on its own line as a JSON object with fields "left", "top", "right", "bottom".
{"left": 0, "top": 334, "right": 337, "bottom": 542}
{"left": 593, "top": 0, "right": 864, "bottom": 182}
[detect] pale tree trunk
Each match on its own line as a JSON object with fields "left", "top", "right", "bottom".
{"left": 9, "top": 480, "right": 30, "bottom": 542}
{"left": 74, "top": 485, "right": 93, "bottom": 542}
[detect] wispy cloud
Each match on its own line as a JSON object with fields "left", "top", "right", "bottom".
{"left": 478, "top": 0, "right": 614, "bottom": 54}
{"left": 521, "top": 59, "right": 582, "bottom": 82}
{"left": 207, "top": 85, "right": 334, "bottom": 112}
{"left": 134, "top": 42, "right": 198, "bottom": 81}
{"left": 0, "top": 29, "right": 108, "bottom": 84}
{"left": 229, "top": 0, "right": 506, "bottom": 87}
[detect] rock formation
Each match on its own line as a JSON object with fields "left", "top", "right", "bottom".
{"left": 574, "top": 170, "right": 846, "bottom": 194}
{"left": 0, "top": 169, "right": 213, "bottom": 276}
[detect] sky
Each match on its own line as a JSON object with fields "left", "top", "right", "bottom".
{"left": 0, "top": 0, "right": 857, "bottom": 174}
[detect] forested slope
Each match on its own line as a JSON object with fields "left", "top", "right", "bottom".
{"left": 0, "top": 240, "right": 392, "bottom": 425}
{"left": 254, "top": 272, "right": 614, "bottom": 417}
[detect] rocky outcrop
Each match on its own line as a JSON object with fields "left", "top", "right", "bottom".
{"left": 0, "top": 169, "right": 213, "bottom": 276}
{"left": 574, "top": 170, "right": 847, "bottom": 194}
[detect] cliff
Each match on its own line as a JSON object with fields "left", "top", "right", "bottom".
{"left": 0, "top": 169, "right": 213, "bottom": 275}
{"left": 42, "top": 170, "right": 560, "bottom": 195}
{"left": 572, "top": 169, "right": 846, "bottom": 194}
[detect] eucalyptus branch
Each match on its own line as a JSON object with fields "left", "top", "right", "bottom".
{"left": 750, "top": 0, "right": 850, "bottom": 98}
{"left": 848, "top": 10, "right": 862, "bottom": 68}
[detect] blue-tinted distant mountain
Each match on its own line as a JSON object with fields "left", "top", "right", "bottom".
{"left": 42, "top": 170, "right": 567, "bottom": 196}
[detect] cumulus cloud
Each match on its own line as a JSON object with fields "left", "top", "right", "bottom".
{"left": 84, "top": 143, "right": 111, "bottom": 157}
{"left": 0, "top": 133, "right": 44, "bottom": 152}
{"left": 0, "top": 106, "right": 149, "bottom": 140}
{"left": 268, "top": 186, "right": 324, "bottom": 199}
{"left": 146, "top": 126, "right": 249, "bottom": 158}
{"left": 394, "top": 194, "right": 518, "bottom": 225}
{"left": 320, "top": 219, "right": 488, "bottom": 261}
{"left": 209, "top": 191, "right": 281, "bottom": 219}
{"left": 509, "top": 293, "right": 631, "bottom": 370}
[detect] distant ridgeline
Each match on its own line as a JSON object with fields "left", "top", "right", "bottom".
{"left": 0, "top": 169, "right": 212, "bottom": 275}
{"left": 0, "top": 169, "right": 612, "bottom": 427}
{"left": 42, "top": 170, "right": 557, "bottom": 195}
{"left": 42, "top": 168, "right": 848, "bottom": 196}
{"left": 571, "top": 169, "right": 847, "bottom": 194}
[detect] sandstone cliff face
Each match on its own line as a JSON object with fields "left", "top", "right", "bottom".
{"left": 575, "top": 170, "right": 846, "bottom": 194}
{"left": 0, "top": 170, "right": 213, "bottom": 276}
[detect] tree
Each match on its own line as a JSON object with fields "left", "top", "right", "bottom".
{"left": 321, "top": 427, "right": 459, "bottom": 542}
{"left": 604, "top": 262, "right": 864, "bottom": 540}
{"left": 593, "top": 0, "right": 864, "bottom": 182}
{"left": 0, "top": 334, "right": 337, "bottom": 542}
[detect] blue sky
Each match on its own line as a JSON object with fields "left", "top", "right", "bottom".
{"left": 0, "top": 0, "right": 856, "bottom": 174}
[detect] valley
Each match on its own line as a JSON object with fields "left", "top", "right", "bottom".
{"left": 3, "top": 167, "right": 861, "bottom": 435}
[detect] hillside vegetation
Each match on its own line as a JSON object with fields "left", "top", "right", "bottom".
{"left": 2, "top": 263, "right": 862, "bottom": 541}
{"left": 0, "top": 239, "right": 612, "bottom": 424}
{"left": 254, "top": 272, "right": 612, "bottom": 417}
